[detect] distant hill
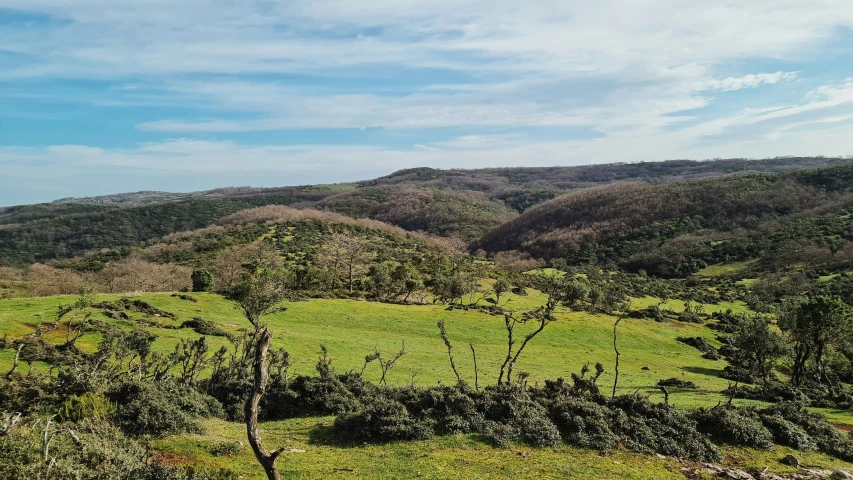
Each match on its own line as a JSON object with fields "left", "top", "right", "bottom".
{"left": 1, "top": 156, "right": 851, "bottom": 267}
{"left": 477, "top": 163, "right": 853, "bottom": 277}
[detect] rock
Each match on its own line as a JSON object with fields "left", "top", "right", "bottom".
{"left": 780, "top": 454, "right": 800, "bottom": 467}
{"left": 755, "top": 473, "right": 784, "bottom": 480}
{"left": 830, "top": 470, "right": 853, "bottom": 480}
{"left": 722, "top": 468, "right": 755, "bottom": 480}
{"left": 641, "top": 366, "right": 651, "bottom": 371}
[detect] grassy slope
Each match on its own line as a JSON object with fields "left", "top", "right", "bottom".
{"left": 153, "top": 417, "right": 853, "bottom": 479}
{"left": 4, "top": 292, "right": 853, "bottom": 476}
{"left": 0, "top": 291, "right": 775, "bottom": 408}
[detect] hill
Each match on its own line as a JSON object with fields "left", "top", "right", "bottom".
{"left": 2, "top": 157, "right": 850, "bottom": 267}
{"left": 477, "top": 163, "right": 853, "bottom": 277}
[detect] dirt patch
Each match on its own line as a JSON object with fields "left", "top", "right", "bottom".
{"left": 151, "top": 450, "right": 194, "bottom": 468}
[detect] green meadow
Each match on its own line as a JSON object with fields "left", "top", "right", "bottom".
{"left": 5, "top": 290, "right": 853, "bottom": 478}
{"left": 0, "top": 290, "right": 786, "bottom": 410}
{"left": 153, "top": 416, "right": 853, "bottom": 479}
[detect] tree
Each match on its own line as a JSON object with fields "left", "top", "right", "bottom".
{"left": 492, "top": 278, "right": 510, "bottom": 305}
{"left": 191, "top": 269, "right": 214, "bottom": 292}
{"left": 779, "top": 296, "right": 853, "bottom": 386}
{"left": 212, "top": 247, "right": 247, "bottom": 291}
{"left": 730, "top": 315, "right": 788, "bottom": 388}
{"left": 227, "top": 268, "right": 290, "bottom": 480}
{"left": 316, "top": 232, "right": 372, "bottom": 292}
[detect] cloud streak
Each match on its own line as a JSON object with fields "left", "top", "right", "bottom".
{"left": 0, "top": 1, "right": 852, "bottom": 203}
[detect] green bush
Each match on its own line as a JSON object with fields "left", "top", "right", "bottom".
{"left": 107, "top": 380, "right": 223, "bottom": 437}
{"left": 334, "top": 396, "right": 435, "bottom": 441}
{"left": 761, "top": 402, "right": 853, "bottom": 461}
{"left": 552, "top": 397, "right": 620, "bottom": 452}
{"left": 480, "top": 420, "right": 517, "bottom": 447}
{"left": 759, "top": 414, "right": 817, "bottom": 451}
{"left": 58, "top": 392, "right": 115, "bottom": 422}
{"left": 180, "top": 318, "right": 228, "bottom": 337}
{"left": 690, "top": 406, "right": 774, "bottom": 449}
{"left": 192, "top": 269, "right": 214, "bottom": 292}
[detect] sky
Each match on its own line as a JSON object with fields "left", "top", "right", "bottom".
{"left": 1, "top": 1, "right": 853, "bottom": 206}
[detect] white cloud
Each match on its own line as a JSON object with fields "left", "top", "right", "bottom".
{"left": 1, "top": 0, "right": 853, "bottom": 200}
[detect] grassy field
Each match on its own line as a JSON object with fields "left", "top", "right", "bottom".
{"left": 152, "top": 417, "right": 853, "bottom": 479}
{"left": 695, "top": 260, "right": 757, "bottom": 278}
{"left": 0, "top": 290, "right": 777, "bottom": 409}
{"left": 4, "top": 291, "right": 853, "bottom": 477}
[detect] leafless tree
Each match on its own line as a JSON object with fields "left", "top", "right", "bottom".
{"left": 227, "top": 267, "right": 290, "bottom": 480}
{"left": 437, "top": 320, "right": 462, "bottom": 385}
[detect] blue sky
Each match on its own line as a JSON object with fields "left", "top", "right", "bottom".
{"left": 1, "top": 1, "right": 853, "bottom": 206}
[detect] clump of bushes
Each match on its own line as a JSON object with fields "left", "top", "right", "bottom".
{"left": 317, "top": 371, "right": 720, "bottom": 461}
{"left": 94, "top": 298, "right": 177, "bottom": 319}
{"left": 657, "top": 378, "right": 697, "bottom": 389}
{"left": 334, "top": 397, "right": 435, "bottom": 442}
{"left": 58, "top": 392, "right": 115, "bottom": 422}
{"left": 761, "top": 402, "right": 853, "bottom": 461}
{"left": 180, "top": 318, "right": 228, "bottom": 337}
{"left": 106, "top": 380, "right": 223, "bottom": 437}
{"left": 690, "top": 406, "right": 774, "bottom": 449}
{"left": 171, "top": 293, "right": 199, "bottom": 303}
{"left": 688, "top": 402, "right": 853, "bottom": 461}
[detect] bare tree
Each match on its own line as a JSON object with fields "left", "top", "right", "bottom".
{"left": 497, "top": 295, "right": 558, "bottom": 385}
{"left": 612, "top": 304, "right": 630, "bottom": 399}
{"left": 378, "top": 341, "right": 406, "bottom": 386}
{"left": 437, "top": 320, "right": 462, "bottom": 385}
{"left": 316, "top": 232, "right": 371, "bottom": 291}
{"left": 469, "top": 343, "right": 479, "bottom": 391}
{"left": 227, "top": 268, "right": 290, "bottom": 480}
{"left": 212, "top": 246, "right": 248, "bottom": 291}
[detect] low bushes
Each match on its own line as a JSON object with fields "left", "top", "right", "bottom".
{"left": 657, "top": 378, "right": 698, "bottom": 389}
{"left": 180, "top": 318, "right": 228, "bottom": 337}
{"left": 106, "top": 380, "right": 223, "bottom": 437}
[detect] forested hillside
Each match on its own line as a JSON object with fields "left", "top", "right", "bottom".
{"left": 2, "top": 157, "right": 849, "bottom": 267}
{"left": 477, "top": 163, "right": 853, "bottom": 277}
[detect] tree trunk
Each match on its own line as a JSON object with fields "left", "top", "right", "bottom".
{"left": 6, "top": 344, "right": 23, "bottom": 378}
{"left": 612, "top": 317, "right": 622, "bottom": 399}
{"left": 245, "top": 329, "right": 283, "bottom": 480}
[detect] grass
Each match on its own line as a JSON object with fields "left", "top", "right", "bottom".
{"left": 0, "top": 291, "right": 776, "bottom": 410}
{"left": 695, "top": 260, "right": 757, "bottom": 278}
{"left": 5, "top": 291, "right": 853, "bottom": 477}
{"left": 628, "top": 296, "right": 752, "bottom": 315}
{"left": 153, "top": 417, "right": 853, "bottom": 479}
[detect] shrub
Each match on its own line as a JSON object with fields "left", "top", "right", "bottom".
{"left": 58, "top": 392, "right": 115, "bottom": 422}
{"left": 287, "top": 374, "right": 362, "bottom": 417}
{"left": 192, "top": 269, "right": 215, "bottom": 292}
{"left": 610, "top": 395, "right": 722, "bottom": 462}
{"left": 208, "top": 441, "right": 243, "bottom": 457}
{"left": 394, "top": 385, "right": 482, "bottom": 435}
{"left": 107, "top": 380, "right": 223, "bottom": 437}
{"left": 759, "top": 414, "right": 817, "bottom": 451}
{"left": 480, "top": 420, "right": 518, "bottom": 447}
{"left": 690, "top": 406, "right": 774, "bottom": 449}
{"left": 334, "top": 396, "right": 434, "bottom": 441}
{"left": 676, "top": 336, "right": 719, "bottom": 357}
{"left": 551, "top": 397, "right": 620, "bottom": 452}
{"left": 760, "top": 402, "right": 853, "bottom": 461}
{"left": 657, "top": 378, "right": 698, "bottom": 389}
{"left": 480, "top": 384, "right": 561, "bottom": 447}
{"left": 180, "top": 318, "right": 228, "bottom": 337}
{"left": 0, "top": 418, "right": 161, "bottom": 479}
